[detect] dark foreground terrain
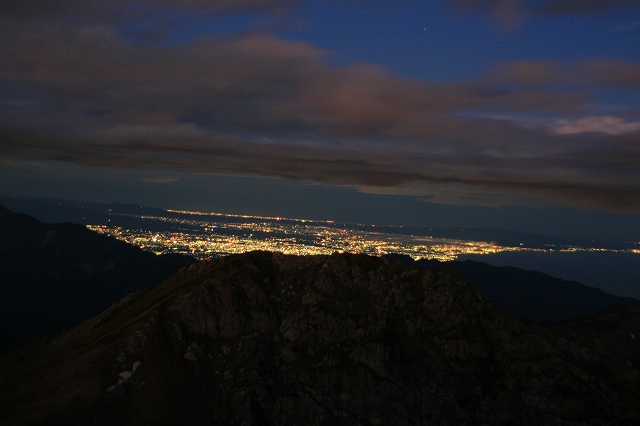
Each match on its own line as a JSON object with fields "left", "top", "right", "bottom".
{"left": 1, "top": 251, "right": 638, "bottom": 425}
{"left": 0, "top": 204, "right": 195, "bottom": 351}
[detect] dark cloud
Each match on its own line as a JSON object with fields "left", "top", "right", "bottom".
{"left": 2, "top": 115, "right": 639, "bottom": 212}
{"left": 450, "top": 0, "right": 640, "bottom": 28}
{"left": 0, "top": 3, "right": 639, "bottom": 212}
{"left": 486, "top": 59, "right": 640, "bottom": 88}
{"left": 1, "top": 26, "right": 591, "bottom": 134}
{"left": 0, "top": 0, "right": 297, "bottom": 36}
{"left": 539, "top": 0, "right": 640, "bottom": 16}
{"left": 452, "top": 0, "right": 640, "bottom": 16}
{"left": 451, "top": 1, "right": 521, "bottom": 15}
{"left": 0, "top": 0, "right": 295, "bottom": 17}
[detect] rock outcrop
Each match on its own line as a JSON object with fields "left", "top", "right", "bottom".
{"left": 1, "top": 251, "right": 638, "bottom": 425}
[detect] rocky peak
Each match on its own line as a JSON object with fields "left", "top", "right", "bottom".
{"left": 1, "top": 251, "right": 639, "bottom": 425}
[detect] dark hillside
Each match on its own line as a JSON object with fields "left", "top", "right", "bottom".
{"left": 385, "top": 254, "right": 640, "bottom": 323}
{"left": 1, "top": 252, "right": 638, "bottom": 425}
{"left": 0, "top": 205, "right": 195, "bottom": 351}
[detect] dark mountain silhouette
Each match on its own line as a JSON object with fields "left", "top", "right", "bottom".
{"left": 0, "top": 252, "right": 638, "bottom": 425}
{"left": 0, "top": 195, "right": 171, "bottom": 232}
{"left": 0, "top": 204, "right": 195, "bottom": 352}
{"left": 385, "top": 254, "right": 640, "bottom": 323}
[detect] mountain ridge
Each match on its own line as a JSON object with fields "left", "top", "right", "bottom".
{"left": 384, "top": 254, "right": 640, "bottom": 323}
{"left": 1, "top": 251, "right": 639, "bottom": 425}
{"left": 0, "top": 204, "right": 195, "bottom": 352}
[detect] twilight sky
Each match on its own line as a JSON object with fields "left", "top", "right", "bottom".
{"left": 1, "top": 0, "right": 639, "bottom": 240}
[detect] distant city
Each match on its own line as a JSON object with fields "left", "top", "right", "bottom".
{"left": 1, "top": 195, "right": 638, "bottom": 298}
{"left": 87, "top": 209, "right": 640, "bottom": 262}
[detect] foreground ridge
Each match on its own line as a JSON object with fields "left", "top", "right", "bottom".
{"left": 1, "top": 251, "right": 639, "bottom": 425}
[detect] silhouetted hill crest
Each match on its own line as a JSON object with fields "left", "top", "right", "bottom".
{"left": 384, "top": 254, "right": 640, "bottom": 323}
{"left": 1, "top": 251, "right": 638, "bottom": 425}
{"left": 0, "top": 204, "right": 195, "bottom": 352}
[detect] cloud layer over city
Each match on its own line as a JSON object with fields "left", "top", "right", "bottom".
{"left": 1, "top": 0, "right": 639, "bottom": 212}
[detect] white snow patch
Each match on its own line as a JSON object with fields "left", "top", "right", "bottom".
{"left": 118, "top": 371, "right": 132, "bottom": 384}
{"left": 106, "top": 361, "right": 141, "bottom": 394}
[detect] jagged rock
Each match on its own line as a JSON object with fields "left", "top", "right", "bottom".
{"left": 0, "top": 251, "right": 639, "bottom": 425}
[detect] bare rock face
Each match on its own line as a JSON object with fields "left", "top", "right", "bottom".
{"left": 1, "top": 251, "right": 639, "bottom": 425}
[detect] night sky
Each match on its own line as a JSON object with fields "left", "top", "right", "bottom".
{"left": 1, "top": 1, "right": 639, "bottom": 241}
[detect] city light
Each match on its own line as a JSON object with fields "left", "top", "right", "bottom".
{"left": 86, "top": 210, "right": 636, "bottom": 261}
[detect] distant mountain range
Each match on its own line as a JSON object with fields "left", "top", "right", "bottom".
{"left": 385, "top": 254, "right": 640, "bottom": 323}
{"left": 0, "top": 204, "right": 195, "bottom": 352}
{"left": 1, "top": 252, "right": 638, "bottom": 425}
{"left": 0, "top": 195, "right": 169, "bottom": 233}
